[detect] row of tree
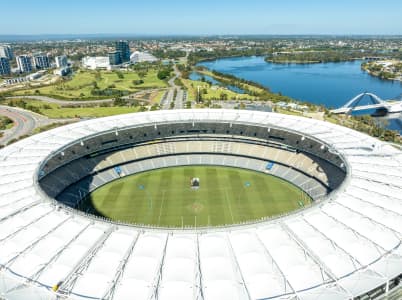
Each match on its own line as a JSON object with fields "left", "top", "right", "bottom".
{"left": 265, "top": 50, "right": 373, "bottom": 64}
{"left": 188, "top": 48, "right": 269, "bottom": 65}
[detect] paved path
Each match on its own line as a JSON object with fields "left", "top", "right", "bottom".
{"left": 0, "top": 105, "right": 76, "bottom": 145}
{"left": 7, "top": 95, "right": 114, "bottom": 105}
{"left": 168, "top": 64, "right": 181, "bottom": 89}
{"left": 174, "top": 89, "right": 184, "bottom": 109}
{"left": 6, "top": 88, "right": 167, "bottom": 106}
{"left": 160, "top": 90, "right": 174, "bottom": 110}
{"left": 162, "top": 64, "right": 185, "bottom": 109}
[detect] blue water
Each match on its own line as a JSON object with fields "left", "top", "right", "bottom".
{"left": 189, "top": 72, "right": 245, "bottom": 94}
{"left": 198, "top": 56, "right": 402, "bottom": 109}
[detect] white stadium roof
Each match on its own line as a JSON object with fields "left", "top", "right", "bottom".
{"left": 130, "top": 51, "right": 158, "bottom": 63}
{"left": 0, "top": 109, "right": 401, "bottom": 300}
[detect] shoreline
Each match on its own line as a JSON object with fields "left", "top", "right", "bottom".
{"left": 197, "top": 55, "right": 363, "bottom": 65}
{"left": 361, "top": 66, "right": 402, "bottom": 83}
{"left": 264, "top": 58, "right": 361, "bottom": 64}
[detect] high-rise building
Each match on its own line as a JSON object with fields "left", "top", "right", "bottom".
{"left": 55, "top": 55, "right": 68, "bottom": 68}
{"left": 0, "top": 45, "right": 13, "bottom": 60}
{"left": 17, "top": 55, "right": 33, "bottom": 73}
{"left": 33, "top": 54, "right": 51, "bottom": 69}
{"left": 115, "top": 40, "right": 130, "bottom": 63}
{"left": 0, "top": 57, "right": 10, "bottom": 75}
{"left": 108, "top": 51, "right": 122, "bottom": 66}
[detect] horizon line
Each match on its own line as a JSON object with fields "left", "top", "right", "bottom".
{"left": 1, "top": 33, "right": 402, "bottom": 37}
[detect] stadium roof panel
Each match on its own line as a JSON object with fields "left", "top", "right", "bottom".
{"left": 0, "top": 109, "right": 401, "bottom": 300}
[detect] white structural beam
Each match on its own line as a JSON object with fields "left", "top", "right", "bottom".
{"left": 253, "top": 231, "right": 296, "bottom": 297}
{"left": 57, "top": 226, "right": 115, "bottom": 294}
{"left": 103, "top": 232, "right": 140, "bottom": 300}
{"left": 281, "top": 223, "right": 341, "bottom": 284}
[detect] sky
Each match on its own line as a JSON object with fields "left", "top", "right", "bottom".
{"left": 1, "top": 0, "right": 401, "bottom": 35}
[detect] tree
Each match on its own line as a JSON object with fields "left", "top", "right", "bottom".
{"left": 94, "top": 72, "right": 102, "bottom": 81}
{"left": 138, "top": 71, "right": 147, "bottom": 78}
{"left": 157, "top": 68, "right": 171, "bottom": 80}
{"left": 150, "top": 104, "right": 160, "bottom": 111}
{"left": 132, "top": 80, "right": 144, "bottom": 85}
{"left": 113, "top": 97, "right": 127, "bottom": 106}
{"left": 115, "top": 71, "right": 124, "bottom": 79}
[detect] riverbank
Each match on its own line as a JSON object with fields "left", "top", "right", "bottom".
{"left": 361, "top": 60, "right": 402, "bottom": 82}
{"left": 197, "top": 56, "right": 402, "bottom": 107}
{"left": 195, "top": 56, "right": 402, "bottom": 143}
{"left": 265, "top": 58, "right": 361, "bottom": 64}
{"left": 264, "top": 50, "right": 377, "bottom": 65}
{"left": 188, "top": 48, "right": 269, "bottom": 66}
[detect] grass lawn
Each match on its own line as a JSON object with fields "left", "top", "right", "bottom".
{"left": 182, "top": 78, "right": 256, "bottom": 101}
{"left": 42, "top": 106, "right": 141, "bottom": 118}
{"left": 13, "top": 69, "right": 168, "bottom": 99}
{"left": 133, "top": 90, "right": 166, "bottom": 104}
{"left": 86, "top": 166, "right": 311, "bottom": 227}
{"left": 5, "top": 99, "right": 141, "bottom": 118}
{"left": 152, "top": 90, "right": 167, "bottom": 104}
{"left": 198, "top": 70, "right": 267, "bottom": 95}
{"left": 0, "top": 116, "right": 14, "bottom": 130}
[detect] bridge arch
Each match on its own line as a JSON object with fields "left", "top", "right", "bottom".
{"left": 341, "top": 92, "right": 384, "bottom": 109}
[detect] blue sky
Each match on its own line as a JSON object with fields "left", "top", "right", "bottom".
{"left": 1, "top": 0, "right": 401, "bottom": 35}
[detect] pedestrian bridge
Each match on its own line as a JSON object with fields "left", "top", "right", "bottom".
{"left": 331, "top": 92, "right": 402, "bottom": 114}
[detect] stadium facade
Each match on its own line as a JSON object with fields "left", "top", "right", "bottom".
{"left": 0, "top": 109, "right": 401, "bottom": 300}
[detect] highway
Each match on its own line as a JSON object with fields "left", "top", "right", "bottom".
{"left": 0, "top": 105, "right": 76, "bottom": 146}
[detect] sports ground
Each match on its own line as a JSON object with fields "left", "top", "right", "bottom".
{"left": 87, "top": 166, "right": 312, "bottom": 227}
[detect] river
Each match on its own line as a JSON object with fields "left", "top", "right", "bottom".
{"left": 197, "top": 56, "right": 402, "bottom": 131}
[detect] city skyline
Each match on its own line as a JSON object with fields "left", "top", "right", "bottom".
{"left": 1, "top": 0, "right": 401, "bottom": 36}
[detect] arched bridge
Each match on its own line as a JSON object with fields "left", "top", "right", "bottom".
{"left": 331, "top": 92, "right": 402, "bottom": 114}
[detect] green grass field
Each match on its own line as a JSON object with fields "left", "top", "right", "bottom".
{"left": 86, "top": 166, "right": 311, "bottom": 227}
{"left": 182, "top": 78, "right": 257, "bottom": 101}
{"left": 13, "top": 69, "right": 167, "bottom": 99}
{"left": 5, "top": 99, "right": 142, "bottom": 118}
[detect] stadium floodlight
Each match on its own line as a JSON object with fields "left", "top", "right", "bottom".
{"left": 320, "top": 145, "right": 325, "bottom": 150}
{"left": 115, "top": 129, "right": 119, "bottom": 136}
{"left": 80, "top": 140, "right": 84, "bottom": 146}
{"left": 267, "top": 127, "right": 271, "bottom": 132}
{"left": 328, "top": 147, "right": 338, "bottom": 154}
{"left": 301, "top": 136, "right": 305, "bottom": 141}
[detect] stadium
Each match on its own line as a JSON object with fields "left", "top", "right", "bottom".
{"left": 0, "top": 109, "right": 401, "bottom": 300}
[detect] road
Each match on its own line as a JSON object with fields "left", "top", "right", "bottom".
{"left": 1, "top": 67, "right": 186, "bottom": 146}
{"left": 162, "top": 64, "right": 186, "bottom": 109}
{"left": 6, "top": 88, "right": 167, "bottom": 106}
{"left": 168, "top": 64, "right": 181, "bottom": 89}
{"left": 174, "top": 89, "right": 185, "bottom": 109}
{"left": 160, "top": 90, "right": 174, "bottom": 110}
{"left": 0, "top": 105, "right": 76, "bottom": 146}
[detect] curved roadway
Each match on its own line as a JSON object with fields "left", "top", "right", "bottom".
{"left": 0, "top": 105, "right": 76, "bottom": 146}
